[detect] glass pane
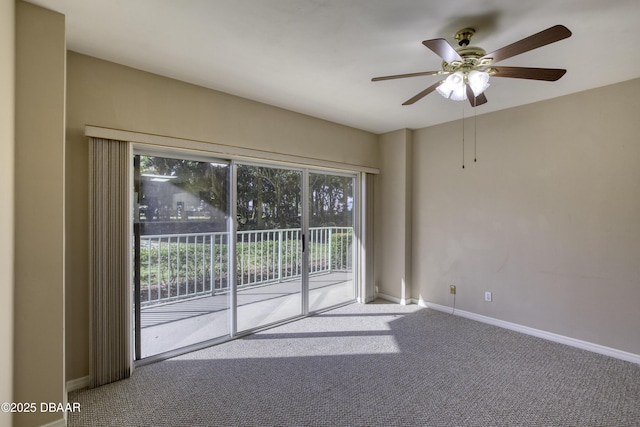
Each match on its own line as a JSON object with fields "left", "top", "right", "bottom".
{"left": 308, "top": 172, "right": 355, "bottom": 312}
{"left": 136, "top": 155, "right": 230, "bottom": 358}
{"left": 236, "top": 164, "right": 302, "bottom": 331}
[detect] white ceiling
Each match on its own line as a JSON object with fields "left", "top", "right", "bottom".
{"left": 29, "top": 0, "right": 640, "bottom": 134}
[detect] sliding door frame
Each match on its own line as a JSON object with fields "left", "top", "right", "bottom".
{"left": 232, "top": 160, "right": 307, "bottom": 334}
{"left": 131, "top": 144, "right": 362, "bottom": 364}
{"left": 306, "top": 168, "right": 359, "bottom": 315}
{"left": 132, "top": 148, "right": 234, "bottom": 363}
{"left": 229, "top": 159, "right": 238, "bottom": 337}
{"left": 302, "top": 168, "right": 311, "bottom": 316}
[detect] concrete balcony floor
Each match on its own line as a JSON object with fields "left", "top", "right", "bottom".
{"left": 139, "top": 271, "right": 354, "bottom": 358}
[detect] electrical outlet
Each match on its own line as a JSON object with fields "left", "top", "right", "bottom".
{"left": 450, "top": 285, "right": 456, "bottom": 295}
{"left": 485, "top": 291, "right": 492, "bottom": 302}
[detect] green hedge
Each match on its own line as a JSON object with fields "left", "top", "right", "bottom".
{"left": 331, "top": 232, "right": 352, "bottom": 270}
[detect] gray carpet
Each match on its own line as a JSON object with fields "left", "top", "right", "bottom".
{"left": 68, "top": 302, "right": 640, "bottom": 426}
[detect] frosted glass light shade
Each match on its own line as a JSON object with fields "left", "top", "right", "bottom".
{"left": 468, "top": 70, "right": 490, "bottom": 96}
{"left": 436, "top": 71, "right": 467, "bottom": 101}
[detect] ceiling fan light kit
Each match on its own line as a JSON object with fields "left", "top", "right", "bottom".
{"left": 467, "top": 70, "right": 490, "bottom": 96}
{"left": 372, "top": 24, "right": 572, "bottom": 107}
{"left": 436, "top": 70, "right": 490, "bottom": 101}
{"left": 436, "top": 71, "right": 467, "bottom": 100}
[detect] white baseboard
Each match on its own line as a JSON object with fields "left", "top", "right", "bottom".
{"left": 420, "top": 299, "right": 640, "bottom": 365}
{"left": 66, "top": 375, "right": 90, "bottom": 393}
{"left": 375, "top": 294, "right": 640, "bottom": 365}
{"left": 375, "top": 292, "right": 411, "bottom": 305}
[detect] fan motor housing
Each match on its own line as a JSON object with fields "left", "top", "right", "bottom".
{"left": 454, "top": 28, "right": 476, "bottom": 46}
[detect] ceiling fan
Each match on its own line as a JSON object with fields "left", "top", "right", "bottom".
{"left": 372, "top": 25, "right": 572, "bottom": 107}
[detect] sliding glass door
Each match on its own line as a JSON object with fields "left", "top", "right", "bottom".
{"left": 308, "top": 172, "right": 355, "bottom": 312}
{"left": 134, "top": 154, "right": 231, "bottom": 359}
{"left": 235, "top": 164, "right": 303, "bottom": 332}
{"left": 134, "top": 153, "right": 358, "bottom": 361}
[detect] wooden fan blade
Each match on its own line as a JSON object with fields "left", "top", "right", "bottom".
{"left": 480, "top": 25, "right": 571, "bottom": 64}
{"left": 491, "top": 66, "right": 567, "bottom": 81}
{"left": 402, "top": 81, "right": 442, "bottom": 105}
{"left": 422, "top": 38, "right": 463, "bottom": 64}
{"left": 372, "top": 70, "right": 444, "bottom": 82}
{"left": 466, "top": 85, "right": 488, "bottom": 107}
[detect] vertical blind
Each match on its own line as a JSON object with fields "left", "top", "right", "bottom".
{"left": 89, "top": 137, "right": 131, "bottom": 388}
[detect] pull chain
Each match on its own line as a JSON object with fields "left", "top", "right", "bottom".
{"left": 462, "top": 104, "right": 465, "bottom": 169}
{"left": 474, "top": 101, "right": 477, "bottom": 163}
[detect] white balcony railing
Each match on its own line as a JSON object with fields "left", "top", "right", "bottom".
{"left": 139, "top": 226, "right": 353, "bottom": 306}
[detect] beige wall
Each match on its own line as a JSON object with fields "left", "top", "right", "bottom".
{"left": 1, "top": 0, "right": 15, "bottom": 426}
{"left": 65, "top": 52, "right": 378, "bottom": 381}
{"left": 375, "top": 129, "right": 413, "bottom": 303}
{"left": 411, "top": 78, "right": 640, "bottom": 355}
{"left": 15, "top": 2, "right": 66, "bottom": 427}
{"left": 17, "top": 2, "right": 638, "bottom": 404}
